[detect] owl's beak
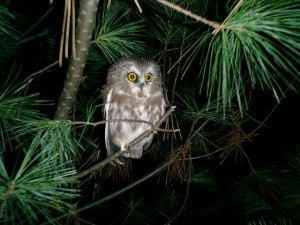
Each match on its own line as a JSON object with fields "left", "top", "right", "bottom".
{"left": 138, "top": 83, "right": 144, "bottom": 90}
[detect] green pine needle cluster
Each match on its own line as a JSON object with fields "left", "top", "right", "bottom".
{"left": 182, "top": 0, "right": 300, "bottom": 113}
{"left": 0, "top": 146, "right": 78, "bottom": 225}
{"left": 92, "top": 3, "right": 145, "bottom": 63}
{"left": 0, "top": 71, "right": 80, "bottom": 224}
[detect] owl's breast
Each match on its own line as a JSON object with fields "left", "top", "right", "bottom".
{"left": 106, "top": 92, "right": 165, "bottom": 135}
{"left": 105, "top": 90, "right": 166, "bottom": 156}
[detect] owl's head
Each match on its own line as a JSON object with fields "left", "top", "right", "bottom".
{"left": 106, "top": 57, "right": 163, "bottom": 98}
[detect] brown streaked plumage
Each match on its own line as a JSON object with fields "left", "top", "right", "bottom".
{"left": 103, "top": 57, "right": 166, "bottom": 164}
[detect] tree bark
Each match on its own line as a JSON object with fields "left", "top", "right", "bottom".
{"left": 55, "top": 0, "right": 100, "bottom": 119}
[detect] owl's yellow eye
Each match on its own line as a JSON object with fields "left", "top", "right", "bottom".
{"left": 145, "top": 73, "right": 153, "bottom": 83}
{"left": 127, "top": 72, "right": 137, "bottom": 82}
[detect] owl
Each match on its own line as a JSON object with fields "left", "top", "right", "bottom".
{"left": 102, "top": 57, "right": 166, "bottom": 164}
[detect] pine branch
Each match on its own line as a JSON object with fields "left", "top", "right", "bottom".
{"left": 72, "top": 118, "right": 179, "bottom": 133}
{"left": 212, "top": 0, "right": 244, "bottom": 35}
{"left": 55, "top": 0, "right": 100, "bottom": 119}
{"left": 155, "top": 0, "right": 220, "bottom": 29}
{"left": 180, "top": 0, "right": 300, "bottom": 113}
{"left": 0, "top": 146, "right": 78, "bottom": 224}
{"left": 76, "top": 106, "right": 177, "bottom": 179}
{"left": 42, "top": 159, "right": 172, "bottom": 225}
{"left": 91, "top": 5, "right": 145, "bottom": 63}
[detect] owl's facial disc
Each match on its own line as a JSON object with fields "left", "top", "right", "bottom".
{"left": 127, "top": 78, "right": 150, "bottom": 98}
{"left": 137, "top": 82, "right": 144, "bottom": 90}
{"left": 134, "top": 80, "right": 150, "bottom": 98}
{"left": 126, "top": 66, "right": 155, "bottom": 98}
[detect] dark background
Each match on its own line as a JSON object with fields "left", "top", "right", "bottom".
{"left": 1, "top": 0, "right": 299, "bottom": 224}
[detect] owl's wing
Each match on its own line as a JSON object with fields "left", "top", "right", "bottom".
{"left": 104, "top": 89, "right": 125, "bottom": 165}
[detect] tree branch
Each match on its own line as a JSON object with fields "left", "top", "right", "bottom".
{"left": 72, "top": 117, "right": 180, "bottom": 132}
{"left": 55, "top": 0, "right": 100, "bottom": 119}
{"left": 155, "top": 0, "right": 220, "bottom": 29}
{"left": 76, "top": 106, "right": 177, "bottom": 179}
{"left": 15, "top": 60, "right": 59, "bottom": 93}
{"left": 212, "top": 0, "right": 244, "bottom": 35}
{"left": 42, "top": 160, "right": 173, "bottom": 225}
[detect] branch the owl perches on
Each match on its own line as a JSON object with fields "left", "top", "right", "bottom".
{"left": 77, "top": 106, "right": 178, "bottom": 179}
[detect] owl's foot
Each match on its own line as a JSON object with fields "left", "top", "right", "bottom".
{"left": 114, "top": 157, "right": 125, "bottom": 165}
{"left": 152, "top": 130, "right": 158, "bottom": 134}
{"left": 120, "top": 143, "right": 130, "bottom": 152}
{"left": 109, "top": 156, "right": 125, "bottom": 165}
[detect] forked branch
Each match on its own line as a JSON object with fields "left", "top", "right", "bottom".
{"left": 155, "top": 0, "right": 220, "bottom": 29}
{"left": 155, "top": 0, "right": 244, "bottom": 34}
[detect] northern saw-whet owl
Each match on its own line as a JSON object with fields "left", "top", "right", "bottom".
{"left": 103, "top": 57, "right": 166, "bottom": 164}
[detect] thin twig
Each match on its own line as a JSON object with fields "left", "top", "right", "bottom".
{"left": 59, "top": 0, "right": 68, "bottom": 67}
{"left": 72, "top": 119, "right": 153, "bottom": 127}
{"left": 155, "top": 0, "right": 220, "bottom": 29}
{"left": 72, "top": 118, "right": 180, "bottom": 133}
{"left": 76, "top": 106, "right": 177, "bottom": 179}
{"left": 27, "top": 61, "right": 59, "bottom": 80}
{"left": 164, "top": 158, "right": 192, "bottom": 225}
{"left": 248, "top": 103, "right": 279, "bottom": 136}
{"left": 185, "top": 146, "right": 226, "bottom": 160}
{"left": 107, "top": 0, "right": 111, "bottom": 8}
{"left": 20, "top": 7, "right": 53, "bottom": 39}
{"left": 71, "top": 0, "right": 76, "bottom": 58}
{"left": 43, "top": 160, "right": 173, "bottom": 225}
{"left": 15, "top": 61, "right": 59, "bottom": 93}
{"left": 134, "top": 0, "right": 142, "bottom": 13}
{"left": 212, "top": 0, "right": 244, "bottom": 35}
{"left": 171, "top": 31, "right": 185, "bottom": 105}
{"left": 185, "top": 101, "right": 278, "bottom": 166}
{"left": 65, "top": 0, "right": 71, "bottom": 59}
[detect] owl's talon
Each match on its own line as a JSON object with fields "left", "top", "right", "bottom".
{"left": 121, "top": 144, "right": 129, "bottom": 152}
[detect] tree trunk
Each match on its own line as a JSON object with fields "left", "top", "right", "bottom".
{"left": 55, "top": 0, "right": 100, "bottom": 119}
